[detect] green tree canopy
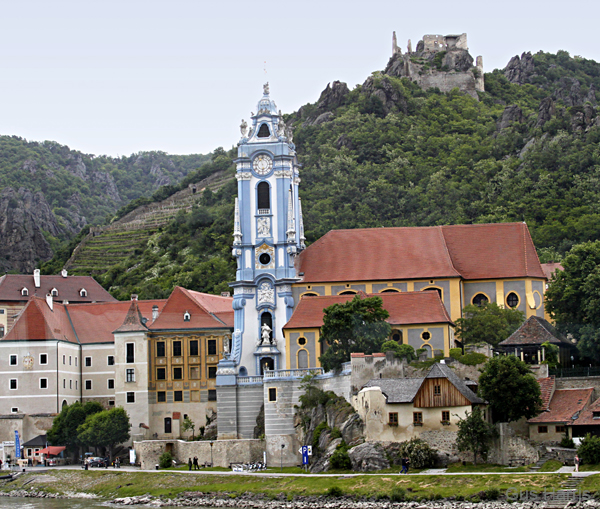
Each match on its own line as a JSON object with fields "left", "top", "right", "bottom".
{"left": 455, "top": 407, "right": 498, "bottom": 465}
{"left": 478, "top": 355, "right": 543, "bottom": 423}
{"left": 381, "top": 341, "right": 416, "bottom": 361}
{"left": 546, "top": 240, "right": 600, "bottom": 361}
{"left": 47, "top": 401, "right": 104, "bottom": 457}
{"left": 454, "top": 303, "right": 525, "bottom": 347}
{"left": 77, "top": 407, "right": 130, "bottom": 460}
{"left": 319, "top": 295, "right": 391, "bottom": 372}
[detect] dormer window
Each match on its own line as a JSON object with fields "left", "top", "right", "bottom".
{"left": 183, "top": 311, "right": 191, "bottom": 322}
{"left": 257, "top": 123, "right": 270, "bottom": 138}
{"left": 593, "top": 411, "right": 600, "bottom": 420}
{"left": 80, "top": 288, "right": 87, "bottom": 297}
{"left": 21, "top": 288, "right": 28, "bottom": 296}
{"left": 51, "top": 288, "right": 58, "bottom": 297}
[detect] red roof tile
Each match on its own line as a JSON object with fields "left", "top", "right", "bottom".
{"left": 2, "top": 297, "right": 77, "bottom": 342}
{"left": 529, "top": 388, "right": 593, "bottom": 424}
{"left": 499, "top": 316, "right": 575, "bottom": 347}
{"left": 283, "top": 291, "right": 452, "bottom": 330}
{"left": 541, "top": 262, "right": 563, "bottom": 281}
{"left": 0, "top": 274, "right": 116, "bottom": 303}
{"left": 537, "top": 376, "right": 556, "bottom": 411}
{"left": 572, "top": 397, "right": 600, "bottom": 426}
{"left": 296, "top": 223, "right": 546, "bottom": 283}
{"left": 114, "top": 300, "right": 148, "bottom": 333}
{"left": 149, "top": 287, "right": 233, "bottom": 330}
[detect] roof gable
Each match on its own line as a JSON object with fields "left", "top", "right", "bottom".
{"left": 529, "top": 388, "right": 593, "bottom": 424}
{"left": 114, "top": 300, "right": 148, "bottom": 333}
{"left": 499, "top": 316, "right": 574, "bottom": 347}
{"left": 424, "top": 362, "right": 485, "bottom": 404}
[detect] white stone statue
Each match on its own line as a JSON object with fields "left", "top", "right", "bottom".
{"left": 257, "top": 217, "right": 270, "bottom": 237}
{"left": 263, "top": 82, "right": 270, "bottom": 95}
{"left": 277, "top": 120, "right": 286, "bottom": 137}
{"left": 261, "top": 323, "right": 272, "bottom": 345}
{"left": 240, "top": 119, "right": 248, "bottom": 137}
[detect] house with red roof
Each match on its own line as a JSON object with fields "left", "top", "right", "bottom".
{"left": 0, "top": 285, "right": 232, "bottom": 444}
{"left": 288, "top": 223, "right": 547, "bottom": 361}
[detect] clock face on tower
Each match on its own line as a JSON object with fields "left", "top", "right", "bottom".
{"left": 253, "top": 154, "right": 273, "bottom": 175}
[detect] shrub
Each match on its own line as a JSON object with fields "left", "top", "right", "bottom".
{"left": 330, "top": 443, "right": 351, "bottom": 470}
{"left": 390, "top": 487, "right": 406, "bottom": 502}
{"left": 416, "top": 348, "right": 426, "bottom": 357}
{"left": 578, "top": 434, "right": 600, "bottom": 464}
{"left": 326, "top": 486, "right": 344, "bottom": 497}
{"left": 396, "top": 437, "right": 437, "bottom": 468}
{"left": 330, "top": 427, "right": 342, "bottom": 439}
{"left": 484, "top": 488, "right": 500, "bottom": 500}
{"left": 449, "top": 348, "right": 462, "bottom": 359}
{"left": 158, "top": 451, "right": 174, "bottom": 469}
{"left": 560, "top": 435, "right": 575, "bottom": 449}
{"left": 313, "top": 422, "right": 330, "bottom": 449}
{"left": 458, "top": 352, "right": 487, "bottom": 366}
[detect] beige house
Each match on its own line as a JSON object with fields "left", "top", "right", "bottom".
{"left": 354, "top": 362, "right": 485, "bottom": 442}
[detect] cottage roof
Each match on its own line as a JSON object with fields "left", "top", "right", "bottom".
{"left": 537, "top": 376, "right": 556, "bottom": 411}
{"left": 283, "top": 291, "right": 452, "bottom": 330}
{"left": 149, "top": 287, "right": 233, "bottom": 330}
{"left": 363, "top": 362, "right": 484, "bottom": 404}
{"left": 295, "top": 223, "right": 546, "bottom": 283}
{"left": 0, "top": 274, "right": 116, "bottom": 303}
{"left": 528, "top": 388, "right": 593, "bottom": 424}
{"left": 541, "top": 262, "right": 563, "bottom": 281}
{"left": 22, "top": 434, "right": 47, "bottom": 447}
{"left": 571, "top": 397, "right": 600, "bottom": 426}
{"left": 499, "top": 316, "right": 574, "bottom": 347}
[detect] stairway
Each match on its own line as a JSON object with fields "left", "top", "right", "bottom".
{"left": 544, "top": 475, "right": 587, "bottom": 508}
{"left": 530, "top": 451, "right": 554, "bottom": 471}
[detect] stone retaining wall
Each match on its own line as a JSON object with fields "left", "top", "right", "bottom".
{"left": 134, "top": 438, "right": 264, "bottom": 470}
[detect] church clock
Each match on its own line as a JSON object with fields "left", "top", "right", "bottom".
{"left": 253, "top": 154, "right": 272, "bottom": 175}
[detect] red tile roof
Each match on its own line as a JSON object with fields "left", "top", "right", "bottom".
{"left": 537, "top": 376, "right": 556, "bottom": 411}
{"left": 283, "top": 291, "right": 452, "bottom": 330}
{"left": 541, "top": 262, "right": 563, "bottom": 281}
{"left": 571, "top": 397, "right": 600, "bottom": 426}
{"left": 0, "top": 274, "right": 116, "bottom": 303}
{"left": 529, "top": 388, "right": 593, "bottom": 424}
{"left": 2, "top": 297, "right": 77, "bottom": 342}
{"left": 114, "top": 300, "right": 149, "bottom": 333}
{"left": 149, "top": 287, "right": 233, "bottom": 330}
{"left": 296, "top": 223, "right": 546, "bottom": 283}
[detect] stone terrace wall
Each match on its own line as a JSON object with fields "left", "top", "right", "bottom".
{"left": 488, "top": 423, "right": 541, "bottom": 465}
{"left": 556, "top": 376, "right": 600, "bottom": 400}
{"left": 134, "top": 439, "right": 264, "bottom": 470}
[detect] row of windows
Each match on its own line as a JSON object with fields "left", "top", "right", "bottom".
{"left": 155, "top": 339, "right": 217, "bottom": 357}
{"left": 156, "top": 366, "right": 217, "bottom": 380}
{"left": 387, "top": 411, "right": 452, "bottom": 426}
{"left": 19, "top": 288, "right": 88, "bottom": 297}
{"left": 538, "top": 425, "right": 566, "bottom": 434}
{"left": 155, "top": 389, "right": 217, "bottom": 403}
{"left": 472, "top": 292, "right": 521, "bottom": 308}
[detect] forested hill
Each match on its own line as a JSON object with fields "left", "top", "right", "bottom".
{"left": 47, "top": 50, "right": 600, "bottom": 300}
{"left": 0, "top": 137, "right": 211, "bottom": 273}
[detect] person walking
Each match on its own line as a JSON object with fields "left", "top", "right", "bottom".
{"left": 400, "top": 457, "right": 408, "bottom": 474}
{"left": 193, "top": 456, "right": 199, "bottom": 470}
{"left": 575, "top": 454, "right": 580, "bottom": 472}
{"left": 188, "top": 458, "right": 192, "bottom": 471}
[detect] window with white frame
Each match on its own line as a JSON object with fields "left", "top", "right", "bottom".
{"left": 126, "top": 343, "right": 134, "bottom": 363}
{"left": 9, "top": 379, "right": 17, "bottom": 390}
{"left": 40, "top": 378, "right": 48, "bottom": 389}
{"left": 126, "top": 392, "right": 135, "bottom": 403}
{"left": 39, "top": 353, "right": 48, "bottom": 365}
{"left": 126, "top": 369, "right": 135, "bottom": 382}
{"left": 108, "top": 379, "right": 115, "bottom": 389}
{"left": 85, "top": 380, "right": 92, "bottom": 390}
{"left": 107, "top": 356, "right": 114, "bottom": 366}
{"left": 9, "top": 355, "right": 17, "bottom": 366}
{"left": 85, "top": 357, "right": 91, "bottom": 367}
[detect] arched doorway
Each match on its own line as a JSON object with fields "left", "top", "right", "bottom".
{"left": 260, "top": 357, "right": 274, "bottom": 375}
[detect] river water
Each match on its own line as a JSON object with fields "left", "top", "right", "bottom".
{"left": 0, "top": 498, "right": 120, "bottom": 508}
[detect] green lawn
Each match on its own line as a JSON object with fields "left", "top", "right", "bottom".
{"left": 445, "top": 462, "right": 531, "bottom": 473}
{"left": 539, "top": 460, "right": 563, "bottom": 472}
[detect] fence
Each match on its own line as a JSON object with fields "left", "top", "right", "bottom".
{"left": 549, "top": 366, "right": 600, "bottom": 378}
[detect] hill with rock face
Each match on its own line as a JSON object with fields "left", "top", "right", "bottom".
{"left": 41, "top": 49, "right": 600, "bottom": 301}
{"left": 0, "top": 136, "right": 211, "bottom": 273}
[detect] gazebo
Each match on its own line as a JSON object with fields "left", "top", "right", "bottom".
{"left": 498, "top": 316, "right": 576, "bottom": 367}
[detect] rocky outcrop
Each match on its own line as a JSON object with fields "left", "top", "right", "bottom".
{"left": 348, "top": 442, "right": 390, "bottom": 472}
{"left": 504, "top": 52, "right": 535, "bottom": 85}
{"left": 362, "top": 76, "right": 408, "bottom": 115}
{"left": 341, "top": 413, "right": 364, "bottom": 447}
{"left": 310, "top": 437, "right": 342, "bottom": 473}
{"left": 317, "top": 81, "right": 349, "bottom": 111}
{"left": 498, "top": 105, "right": 524, "bottom": 130}
{"left": 537, "top": 97, "right": 556, "bottom": 127}
{"left": 0, "top": 187, "right": 63, "bottom": 273}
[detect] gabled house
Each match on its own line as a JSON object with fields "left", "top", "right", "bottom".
{"left": 355, "top": 362, "right": 485, "bottom": 442}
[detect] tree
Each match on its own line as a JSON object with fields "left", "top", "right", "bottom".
{"left": 454, "top": 303, "right": 525, "bottom": 347}
{"left": 381, "top": 341, "right": 416, "bottom": 361}
{"left": 182, "top": 416, "right": 196, "bottom": 440}
{"left": 47, "top": 401, "right": 103, "bottom": 460}
{"left": 546, "top": 241, "right": 600, "bottom": 361}
{"left": 478, "top": 355, "right": 543, "bottom": 423}
{"left": 456, "top": 407, "right": 498, "bottom": 465}
{"left": 319, "top": 295, "right": 391, "bottom": 372}
{"left": 77, "top": 407, "right": 130, "bottom": 461}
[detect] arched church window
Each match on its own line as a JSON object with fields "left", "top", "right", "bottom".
{"left": 339, "top": 290, "right": 357, "bottom": 295}
{"left": 260, "top": 312, "right": 273, "bottom": 343}
{"left": 472, "top": 293, "right": 489, "bottom": 307}
{"left": 257, "top": 123, "right": 270, "bottom": 138}
{"left": 380, "top": 288, "right": 400, "bottom": 293}
{"left": 257, "top": 182, "right": 270, "bottom": 212}
{"left": 302, "top": 292, "right": 318, "bottom": 298}
{"left": 423, "top": 287, "right": 442, "bottom": 299}
{"left": 298, "top": 350, "right": 309, "bottom": 369}
{"left": 506, "top": 292, "right": 520, "bottom": 308}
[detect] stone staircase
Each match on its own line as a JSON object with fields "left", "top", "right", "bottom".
{"left": 530, "top": 451, "right": 555, "bottom": 471}
{"left": 544, "top": 475, "right": 587, "bottom": 508}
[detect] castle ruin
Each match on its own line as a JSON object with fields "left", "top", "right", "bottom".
{"left": 387, "top": 32, "right": 484, "bottom": 99}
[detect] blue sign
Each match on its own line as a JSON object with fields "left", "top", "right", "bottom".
{"left": 301, "top": 445, "right": 309, "bottom": 465}
{"left": 14, "top": 431, "right": 20, "bottom": 459}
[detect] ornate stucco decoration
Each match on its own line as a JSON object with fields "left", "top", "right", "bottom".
{"left": 255, "top": 244, "right": 275, "bottom": 270}
{"left": 257, "top": 217, "right": 270, "bottom": 237}
{"left": 236, "top": 171, "right": 252, "bottom": 181}
{"left": 257, "top": 281, "right": 275, "bottom": 305}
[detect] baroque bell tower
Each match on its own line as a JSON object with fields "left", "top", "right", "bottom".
{"left": 228, "top": 83, "right": 305, "bottom": 377}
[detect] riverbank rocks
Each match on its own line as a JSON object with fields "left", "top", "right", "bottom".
{"left": 348, "top": 442, "right": 390, "bottom": 472}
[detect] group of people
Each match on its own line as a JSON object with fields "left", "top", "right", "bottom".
{"left": 187, "top": 456, "right": 201, "bottom": 470}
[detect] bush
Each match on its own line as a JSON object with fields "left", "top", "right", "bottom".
{"left": 313, "top": 422, "right": 330, "bottom": 449}
{"left": 158, "top": 451, "right": 174, "bottom": 469}
{"left": 578, "top": 434, "right": 600, "bottom": 464}
{"left": 484, "top": 488, "right": 500, "bottom": 500}
{"left": 560, "top": 435, "right": 575, "bottom": 449}
{"left": 449, "top": 348, "right": 462, "bottom": 359}
{"left": 390, "top": 487, "right": 406, "bottom": 502}
{"left": 416, "top": 348, "right": 426, "bottom": 357}
{"left": 325, "top": 486, "right": 344, "bottom": 497}
{"left": 330, "top": 427, "right": 342, "bottom": 439}
{"left": 330, "top": 443, "right": 351, "bottom": 470}
{"left": 396, "top": 437, "right": 437, "bottom": 468}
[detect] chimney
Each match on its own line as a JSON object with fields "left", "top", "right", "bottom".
{"left": 33, "top": 269, "right": 41, "bottom": 288}
{"left": 131, "top": 294, "right": 138, "bottom": 301}
{"left": 46, "top": 293, "right": 53, "bottom": 311}
{"left": 152, "top": 305, "right": 159, "bottom": 321}
{"left": 61, "top": 269, "right": 68, "bottom": 278}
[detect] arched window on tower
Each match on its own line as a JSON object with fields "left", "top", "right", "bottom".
{"left": 257, "top": 182, "right": 270, "bottom": 213}
{"left": 257, "top": 123, "right": 270, "bottom": 138}
{"left": 260, "top": 311, "right": 273, "bottom": 344}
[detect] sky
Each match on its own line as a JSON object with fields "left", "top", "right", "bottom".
{"left": 0, "top": 0, "right": 598, "bottom": 158}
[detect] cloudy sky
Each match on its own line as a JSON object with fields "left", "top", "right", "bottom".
{"left": 0, "top": 0, "right": 598, "bottom": 157}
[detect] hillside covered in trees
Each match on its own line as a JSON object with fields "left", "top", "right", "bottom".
{"left": 43, "top": 50, "right": 600, "bottom": 300}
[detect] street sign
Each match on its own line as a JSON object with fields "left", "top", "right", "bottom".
{"left": 298, "top": 445, "right": 313, "bottom": 456}
{"left": 301, "top": 446, "right": 309, "bottom": 465}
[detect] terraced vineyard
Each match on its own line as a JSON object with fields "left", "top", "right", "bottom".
{"left": 65, "top": 170, "right": 234, "bottom": 276}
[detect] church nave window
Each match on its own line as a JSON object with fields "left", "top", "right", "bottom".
{"left": 472, "top": 293, "right": 489, "bottom": 307}
{"left": 506, "top": 292, "right": 519, "bottom": 308}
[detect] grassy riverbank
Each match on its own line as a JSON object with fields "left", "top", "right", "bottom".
{"left": 0, "top": 470, "right": 573, "bottom": 501}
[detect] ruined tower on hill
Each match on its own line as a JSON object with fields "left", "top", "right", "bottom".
{"left": 386, "top": 32, "right": 484, "bottom": 99}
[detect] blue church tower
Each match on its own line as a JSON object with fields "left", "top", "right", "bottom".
{"left": 227, "top": 84, "right": 305, "bottom": 377}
